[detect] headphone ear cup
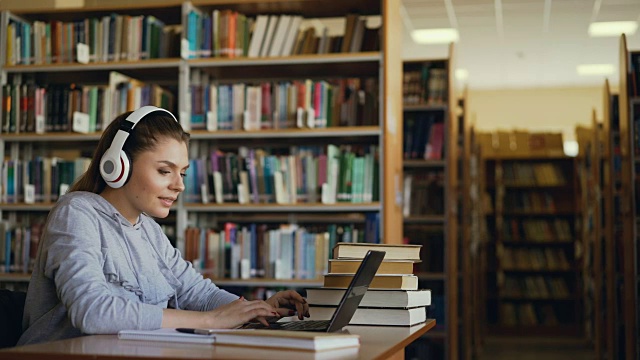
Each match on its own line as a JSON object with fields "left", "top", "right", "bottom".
{"left": 121, "top": 150, "right": 133, "bottom": 187}
{"left": 102, "top": 149, "right": 130, "bottom": 189}
{"left": 100, "top": 147, "right": 122, "bottom": 185}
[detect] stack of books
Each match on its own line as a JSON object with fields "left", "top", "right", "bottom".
{"left": 306, "top": 242, "right": 431, "bottom": 326}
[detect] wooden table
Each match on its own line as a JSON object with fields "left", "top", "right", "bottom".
{"left": 0, "top": 320, "right": 434, "bottom": 360}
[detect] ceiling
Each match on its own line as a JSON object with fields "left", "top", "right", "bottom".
{"left": 400, "top": 0, "right": 640, "bottom": 90}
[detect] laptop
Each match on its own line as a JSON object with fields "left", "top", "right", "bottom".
{"left": 242, "top": 249, "right": 385, "bottom": 332}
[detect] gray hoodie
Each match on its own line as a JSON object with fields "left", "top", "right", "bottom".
{"left": 18, "top": 191, "right": 238, "bottom": 345}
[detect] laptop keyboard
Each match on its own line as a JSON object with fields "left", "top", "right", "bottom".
{"left": 277, "top": 320, "right": 331, "bottom": 331}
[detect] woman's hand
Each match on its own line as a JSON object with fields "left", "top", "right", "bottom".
{"left": 266, "top": 290, "right": 310, "bottom": 320}
{"left": 204, "top": 297, "right": 278, "bottom": 328}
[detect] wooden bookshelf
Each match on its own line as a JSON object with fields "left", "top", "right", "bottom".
{"left": 460, "top": 88, "right": 476, "bottom": 360}
{"left": 401, "top": 48, "right": 460, "bottom": 359}
{"left": 575, "top": 112, "right": 603, "bottom": 355}
{"left": 616, "top": 33, "right": 639, "bottom": 360}
{"left": 483, "top": 154, "right": 583, "bottom": 337}
{"left": 0, "top": 0, "right": 403, "bottom": 293}
{"left": 468, "top": 125, "right": 489, "bottom": 358}
{"left": 601, "top": 78, "right": 617, "bottom": 360}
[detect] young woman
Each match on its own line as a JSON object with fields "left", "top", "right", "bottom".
{"left": 18, "top": 106, "right": 308, "bottom": 345}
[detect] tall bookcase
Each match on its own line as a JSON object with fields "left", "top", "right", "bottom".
{"left": 460, "top": 89, "right": 481, "bottom": 360}
{"left": 575, "top": 113, "right": 604, "bottom": 356}
{"left": 600, "top": 78, "right": 618, "bottom": 360}
{"left": 0, "top": 0, "right": 404, "bottom": 296}
{"left": 401, "top": 47, "right": 459, "bottom": 359}
{"left": 483, "top": 154, "right": 583, "bottom": 337}
{"left": 463, "top": 119, "right": 489, "bottom": 360}
{"left": 616, "top": 33, "right": 638, "bottom": 360}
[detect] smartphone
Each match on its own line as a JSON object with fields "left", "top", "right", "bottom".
{"left": 175, "top": 328, "right": 215, "bottom": 335}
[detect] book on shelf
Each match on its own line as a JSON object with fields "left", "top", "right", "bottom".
{"left": 332, "top": 242, "right": 421, "bottom": 261}
{"left": 6, "top": 12, "right": 179, "bottom": 66}
{"left": 184, "top": 145, "right": 379, "bottom": 207}
{"left": 186, "top": 77, "right": 378, "bottom": 132}
{"left": 1, "top": 156, "right": 90, "bottom": 204}
{"left": 307, "top": 306, "right": 426, "bottom": 327}
{"left": 402, "top": 62, "right": 448, "bottom": 105}
{"left": 182, "top": 10, "right": 380, "bottom": 59}
{"left": 118, "top": 328, "right": 359, "bottom": 351}
{"left": 402, "top": 172, "right": 445, "bottom": 217}
{"left": 306, "top": 288, "right": 431, "bottom": 308}
{"left": 1, "top": 72, "right": 175, "bottom": 135}
{"left": 323, "top": 273, "right": 419, "bottom": 290}
{"left": 186, "top": 222, "right": 405, "bottom": 280}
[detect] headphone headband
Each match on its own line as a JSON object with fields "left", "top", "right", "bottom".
{"left": 100, "top": 106, "right": 179, "bottom": 189}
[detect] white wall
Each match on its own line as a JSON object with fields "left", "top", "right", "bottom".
{"left": 467, "top": 86, "right": 608, "bottom": 142}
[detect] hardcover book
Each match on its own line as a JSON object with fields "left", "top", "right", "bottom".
{"left": 306, "top": 288, "right": 431, "bottom": 308}
{"left": 332, "top": 242, "right": 421, "bottom": 261}
{"left": 308, "top": 306, "right": 427, "bottom": 326}
{"left": 323, "top": 273, "right": 418, "bottom": 290}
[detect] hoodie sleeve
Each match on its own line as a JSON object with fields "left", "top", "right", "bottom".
{"left": 44, "top": 199, "right": 163, "bottom": 334}
{"left": 152, "top": 226, "right": 238, "bottom": 311}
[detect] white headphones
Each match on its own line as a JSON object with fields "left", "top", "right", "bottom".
{"left": 100, "top": 105, "right": 178, "bottom": 189}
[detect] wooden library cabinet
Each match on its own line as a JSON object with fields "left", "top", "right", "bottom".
{"left": 575, "top": 113, "right": 604, "bottom": 357}
{"left": 0, "top": 0, "right": 404, "bottom": 297}
{"left": 401, "top": 46, "right": 460, "bottom": 359}
{"left": 614, "top": 33, "right": 639, "bottom": 360}
{"left": 483, "top": 155, "right": 583, "bottom": 337}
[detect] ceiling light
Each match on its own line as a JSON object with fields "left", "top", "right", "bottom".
{"left": 411, "top": 28, "right": 459, "bottom": 44}
{"left": 455, "top": 69, "right": 468, "bottom": 81}
{"left": 576, "top": 64, "right": 615, "bottom": 76}
{"left": 588, "top": 21, "right": 637, "bottom": 37}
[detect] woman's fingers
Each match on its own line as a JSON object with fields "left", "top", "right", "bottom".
{"left": 237, "top": 299, "right": 278, "bottom": 322}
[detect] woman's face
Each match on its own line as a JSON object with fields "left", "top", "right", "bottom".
{"left": 119, "top": 137, "right": 189, "bottom": 223}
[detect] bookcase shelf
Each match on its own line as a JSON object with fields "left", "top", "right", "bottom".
{"left": 403, "top": 104, "right": 448, "bottom": 112}
{"left": 190, "top": 51, "right": 380, "bottom": 65}
{"left": 482, "top": 155, "right": 583, "bottom": 338}
{"left": 614, "top": 33, "right": 639, "bottom": 360}
{"left": 0, "top": 0, "right": 404, "bottom": 303}
{"left": 0, "top": 273, "right": 31, "bottom": 282}
{"left": 3, "top": 58, "right": 182, "bottom": 73}
{"left": 416, "top": 272, "right": 446, "bottom": 281}
{"left": 198, "top": 213, "right": 368, "bottom": 224}
{"left": 189, "top": 126, "right": 380, "bottom": 140}
{"left": 495, "top": 296, "right": 576, "bottom": 302}
{"left": 403, "top": 159, "right": 446, "bottom": 168}
{"left": 500, "top": 269, "right": 575, "bottom": 274}
{"left": 182, "top": 203, "right": 381, "bottom": 212}
{"left": 190, "top": 0, "right": 381, "bottom": 18}
{"left": 500, "top": 183, "right": 573, "bottom": 189}
{"left": 0, "top": 203, "right": 180, "bottom": 212}
{"left": 488, "top": 324, "right": 581, "bottom": 337}
{"left": 0, "top": 132, "right": 103, "bottom": 142}
{"left": 202, "top": 277, "right": 323, "bottom": 288}
{"left": 401, "top": 53, "right": 460, "bottom": 359}
{"left": 190, "top": 55, "right": 381, "bottom": 80}
{"left": 501, "top": 240, "right": 574, "bottom": 247}
{"left": 500, "top": 210, "right": 576, "bottom": 216}
{"left": 0, "top": 203, "right": 57, "bottom": 211}
{"left": 403, "top": 215, "right": 446, "bottom": 224}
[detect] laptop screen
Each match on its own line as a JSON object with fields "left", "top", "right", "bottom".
{"left": 326, "top": 250, "right": 385, "bottom": 332}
